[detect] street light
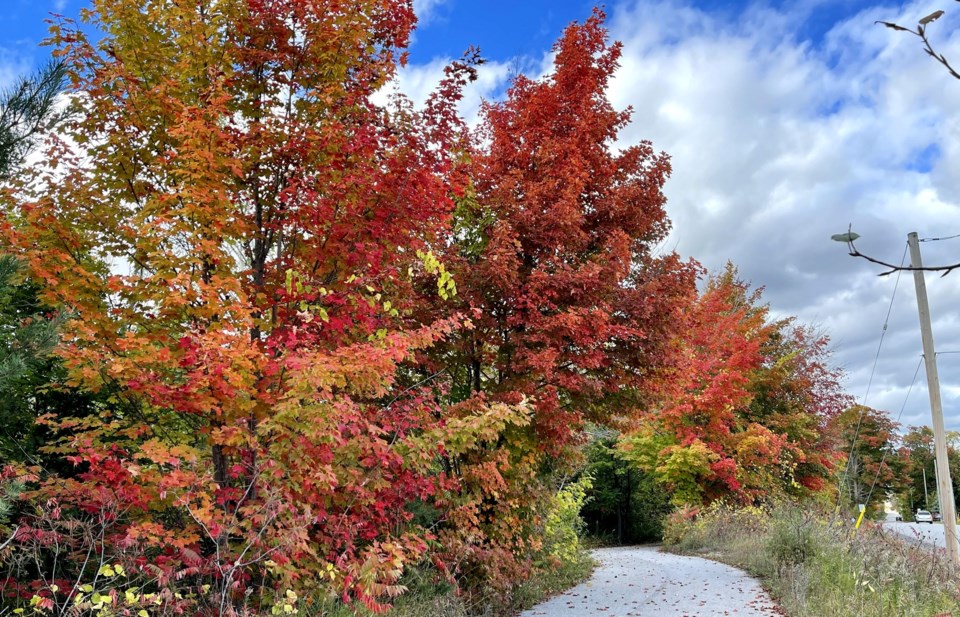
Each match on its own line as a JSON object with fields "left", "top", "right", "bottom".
{"left": 831, "top": 232, "right": 860, "bottom": 243}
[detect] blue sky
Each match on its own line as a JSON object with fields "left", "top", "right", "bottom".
{"left": 0, "top": 0, "right": 891, "bottom": 72}
{"left": 410, "top": 0, "right": 879, "bottom": 63}
{"left": 4, "top": 0, "right": 960, "bottom": 434}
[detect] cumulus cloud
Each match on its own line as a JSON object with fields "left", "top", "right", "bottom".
{"left": 597, "top": 0, "right": 960, "bottom": 430}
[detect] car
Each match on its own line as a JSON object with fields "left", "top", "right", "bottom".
{"left": 916, "top": 509, "right": 934, "bottom": 523}
{"left": 933, "top": 511, "right": 943, "bottom": 522}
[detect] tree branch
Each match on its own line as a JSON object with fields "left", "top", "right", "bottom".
{"left": 877, "top": 10, "right": 960, "bottom": 81}
{"left": 844, "top": 235, "right": 960, "bottom": 277}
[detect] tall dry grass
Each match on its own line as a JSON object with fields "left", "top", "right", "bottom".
{"left": 664, "top": 502, "right": 960, "bottom": 617}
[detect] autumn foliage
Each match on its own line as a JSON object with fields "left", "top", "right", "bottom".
{"left": 0, "top": 1, "right": 852, "bottom": 615}
{"left": 621, "top": 266, "right": 849, "bottom": 507}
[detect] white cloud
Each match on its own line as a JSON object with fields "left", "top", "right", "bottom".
{"left": 374, "top": 56, "right": 512, "bottom": 126}
{"left": 602, "top": 0, "right": 960, "bottom": 429}
{"left": 0, "top": 50, "right": 32, "bottom": 91}
{"left": 413, "top": 0, "right": 447, "bottom": 26}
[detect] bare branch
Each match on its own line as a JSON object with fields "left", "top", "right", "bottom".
{"left": 0, "top": 526, "right": 18, "bottom": 551}
{"left": 842, "top": 232, "right": 960, "bottom": 277}
{"left": 876, "top": 10, "right": 960, "bottom": 81}
{"left": 854, "top": 13, "right": 960, "bottom": 276}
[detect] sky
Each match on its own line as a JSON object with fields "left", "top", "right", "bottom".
{"left": 3, "top": 0, "right": 960, "bottom": 434}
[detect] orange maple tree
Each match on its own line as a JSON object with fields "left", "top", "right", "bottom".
{"left": 621, "top": 266, "right": 848, "bottom": 506}
{"left": 1, "top": 0, "right": 508, "bottom": 612}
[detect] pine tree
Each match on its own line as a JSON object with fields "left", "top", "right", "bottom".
{"left": 0, "top": 60, "right": 70, "bottom": 461}
{"left": 0, "top": 60, "right": 66, "bottom": 178}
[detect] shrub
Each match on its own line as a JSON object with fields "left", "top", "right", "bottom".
{"left": 661, "top": 504, "right": 701, "bottom": 548}
{"left": 766, "top": 507, "right": 820, "bottom": 570}
{"left": 540, "top": 476, "right": 592, "bottom": 566}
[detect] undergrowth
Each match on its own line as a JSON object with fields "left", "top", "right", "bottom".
{"left": 306, "top": 477, "right": 597, "bottom": 616}
{"left": 663, "top": 501, "right": 960, "bottom": 617}
{"left": 304, "top": 552, "right": 594, "bottom": 617}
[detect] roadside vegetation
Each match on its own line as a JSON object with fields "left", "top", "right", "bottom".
{"left": 304, "top": 548, "right": 593, "bottom": 617}
{"left": 663, "top": 502, "right": 960, "bottom": 617}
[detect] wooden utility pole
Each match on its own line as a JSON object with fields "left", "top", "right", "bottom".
{"left": 908, "top": 231, "right": 959, "bottom": 568}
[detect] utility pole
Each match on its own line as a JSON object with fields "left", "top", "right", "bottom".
{"left": 908, "top": 231, "right": 959, "bottom": 568}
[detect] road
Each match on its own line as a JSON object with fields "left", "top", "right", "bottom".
{"left": 520, "top": 546, "right": 783, "bottom": 617}
{"left": 882, "top": 520, "right": 948, "bottom": 549}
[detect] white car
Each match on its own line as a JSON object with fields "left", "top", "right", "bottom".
{"left": 916, "top": 509, "right": 934, "bottom": 523}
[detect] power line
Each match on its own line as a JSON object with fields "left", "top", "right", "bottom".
{"left": 838, "top": 242, "right": 908, "bottom": 509}
{"left": 920, "top": 233, "right": 960, "bottom": 242}
{"left": 863, "top": 356, "right": 924, "bottom": 510}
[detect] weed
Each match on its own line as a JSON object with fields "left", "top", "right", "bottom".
{"left": 664, "top": 502, "right": 960, "bottom": 617}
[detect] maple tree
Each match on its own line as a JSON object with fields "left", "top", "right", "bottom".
{"left": 890, "top": 426, "right": 960, "bottom": 520}
{"left": 462, "top": 9, "right": 694, "bottom": 436}
{"left": 745, "top": 320, "right": 848, "bottom": 495}
{"left": 0, "top": 0, "right": 501, "bottom": 612}
{"left": 895, "top": 426, "right": 938, "bottom": 516}
{"left": 621, "top": 266, "right": 848, "bottom": 506}
{"left": 407, "top": 8, "right": 697, "bottom": 598}
{"left": 833, "top": 405, "right": 902, "bottom": 518}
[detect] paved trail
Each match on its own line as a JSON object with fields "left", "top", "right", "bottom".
{"left": 521, "top": 546, "right": 783, "bottom": 617}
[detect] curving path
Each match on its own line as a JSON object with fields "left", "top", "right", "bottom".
{"left": 521, "top": 546, "right": 784, "bottom": 617}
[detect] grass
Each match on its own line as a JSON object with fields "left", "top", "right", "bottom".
{"left": 506, "top": 552, "right": 595, "bottom": 614}
{"left": 663, "top": 502, "right": 960, "bottom": 617}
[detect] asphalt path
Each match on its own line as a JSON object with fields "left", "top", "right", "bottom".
{"left": 520, "top": 546, "right": 783, "bottom": 617}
